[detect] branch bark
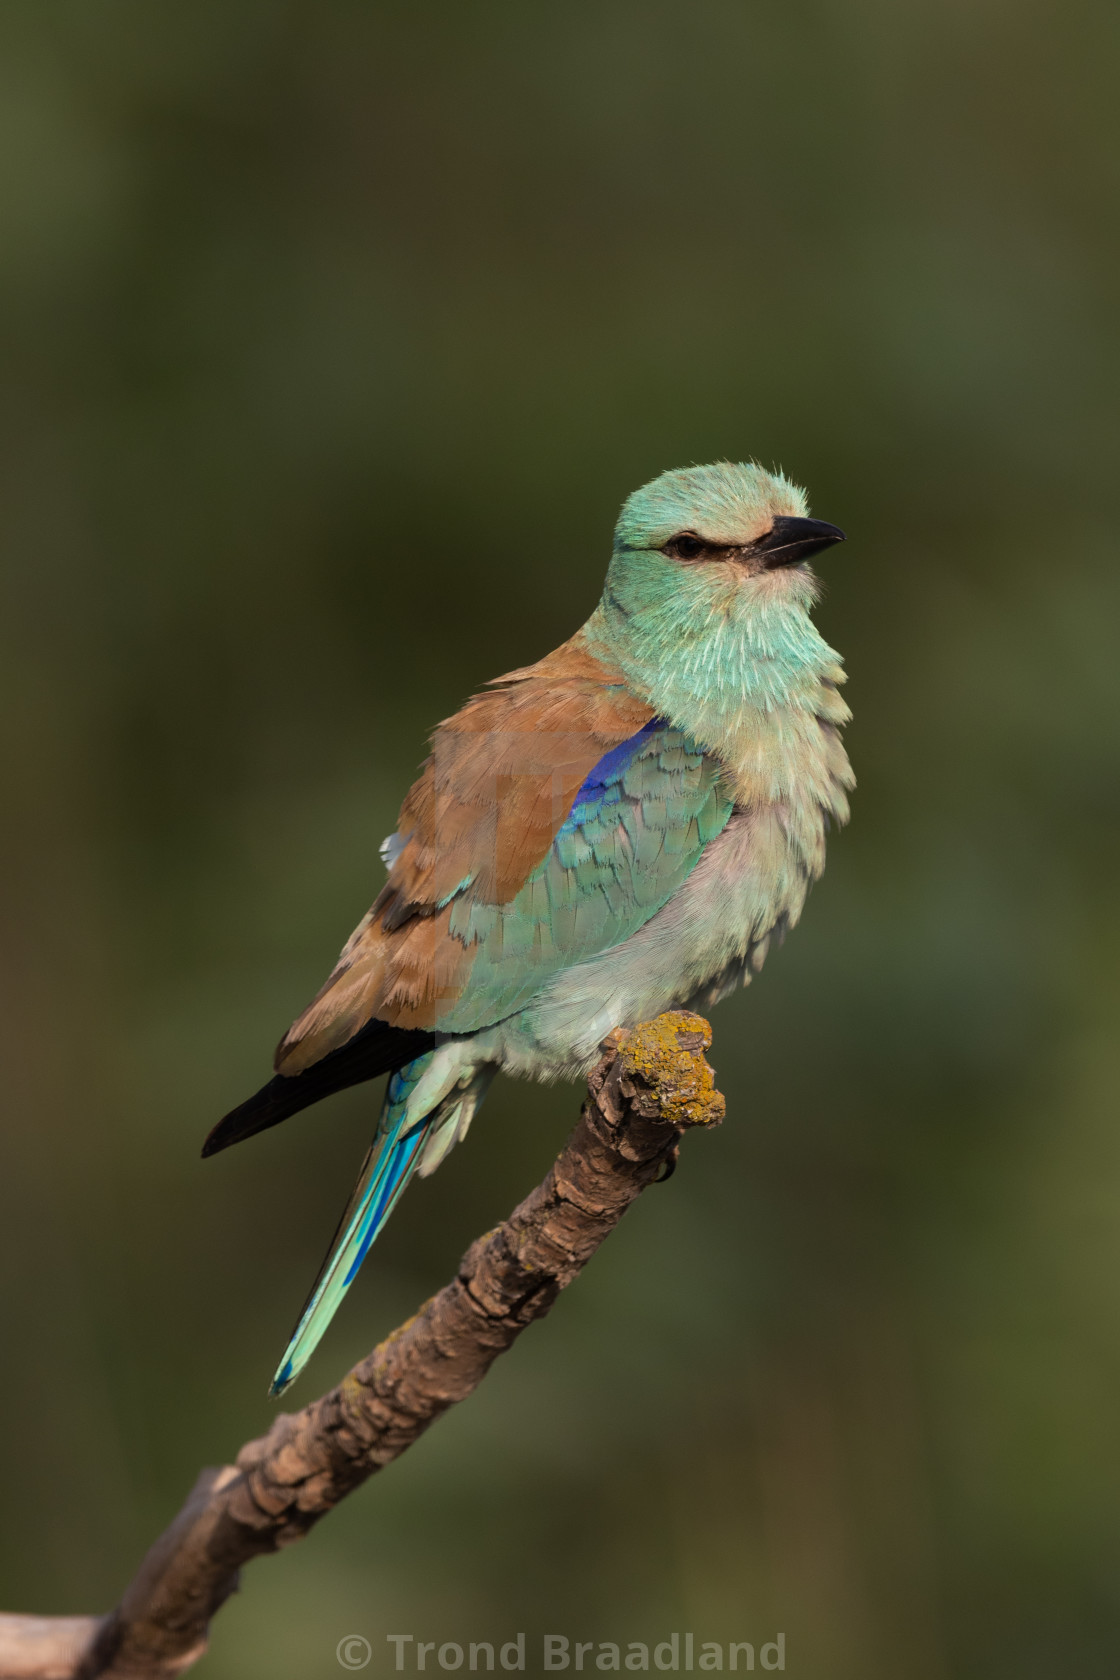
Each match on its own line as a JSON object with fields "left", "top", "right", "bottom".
{"left": 0, "top": 1012, "right": 724, "bottom": 1680}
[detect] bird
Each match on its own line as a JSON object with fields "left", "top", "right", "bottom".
{"left": 203, "top": 461, "right": 854, "bottom": 1396}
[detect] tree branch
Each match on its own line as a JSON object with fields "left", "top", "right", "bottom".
{"left": 0, "top": 1012, "right": 724, "bottom": 1680}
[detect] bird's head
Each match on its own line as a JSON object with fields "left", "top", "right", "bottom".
{"left": 586, "top": 461, "right": 847, "bottom": 718}
{"left": 610, "top": 460, "right": 844, "bottom": 608}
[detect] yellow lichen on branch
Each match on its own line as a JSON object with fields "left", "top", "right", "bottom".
{"left": 613, "top": 1011, "right": 726, "bottom": 1129}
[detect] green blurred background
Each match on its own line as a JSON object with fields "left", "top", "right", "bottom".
{"left": 2, "top": 2, "right": 1119, "bottom": 1676}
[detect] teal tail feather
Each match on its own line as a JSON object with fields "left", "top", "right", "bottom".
{"left": 269, "top": 1057, "right": 433, "bottom": 1398}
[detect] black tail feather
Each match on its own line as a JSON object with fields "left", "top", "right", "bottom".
{"left": 201, "top": 1018, "right": 436, "bottom": 1158}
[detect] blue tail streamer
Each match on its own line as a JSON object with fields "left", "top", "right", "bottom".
{"left": 269, "top": 1056, "right": 433, "bottom": 1397}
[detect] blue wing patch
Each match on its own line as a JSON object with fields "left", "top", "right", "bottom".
{"left": 436, "top": 721, "right": 734, "bottom": 1033}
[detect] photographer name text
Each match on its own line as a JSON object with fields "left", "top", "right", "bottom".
{"left": 368, "top": 1633, "right": 785, "bottom": 1672}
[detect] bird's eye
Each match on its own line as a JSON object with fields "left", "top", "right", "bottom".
{"left": 663, "top": 533, "right": 709, "bottom": 561}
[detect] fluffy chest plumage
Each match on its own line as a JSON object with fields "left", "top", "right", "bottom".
{"left": 581, "top": 579, "right": 854, "bottom": 871}
{"left": 717, "top": 691, "right": 853, "bottom": 880}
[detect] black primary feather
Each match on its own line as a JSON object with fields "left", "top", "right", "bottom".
{"left": 201, "top": 1017, "right": 436, "bottom": 1158}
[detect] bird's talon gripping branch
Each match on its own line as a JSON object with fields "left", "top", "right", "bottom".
{"left": 654, "top": 1149, "right": 679, "bottom": 1184}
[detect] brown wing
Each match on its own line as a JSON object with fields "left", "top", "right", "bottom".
{"left": 275, "top": 637, "right": 654, "bottom": 1073}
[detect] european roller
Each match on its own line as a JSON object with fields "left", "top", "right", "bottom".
{"left": 203, "top": 461, "right": 853, "bottom": 1395}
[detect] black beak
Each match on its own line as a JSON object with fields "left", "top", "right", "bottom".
{"left": 754, "top": 516, "right": 846, "bottom": 569}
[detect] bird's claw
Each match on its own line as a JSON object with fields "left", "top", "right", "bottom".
{"left": 654, "top": 1147, "right": 679, "bottom": 1184}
